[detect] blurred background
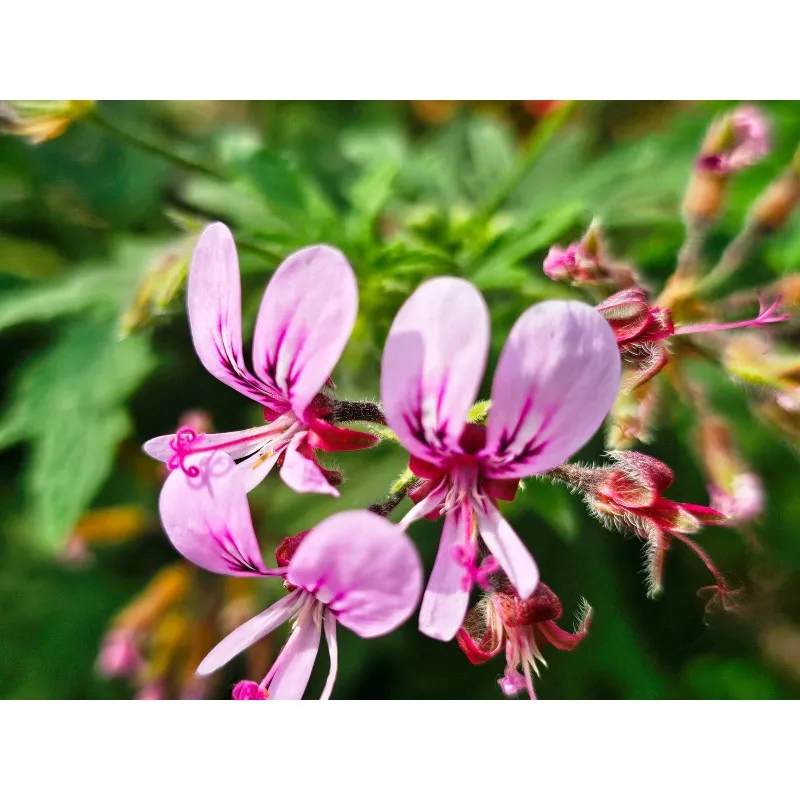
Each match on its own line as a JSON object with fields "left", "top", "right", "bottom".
{"left": 1, "top": 100, "right": 799, "bottom": 700}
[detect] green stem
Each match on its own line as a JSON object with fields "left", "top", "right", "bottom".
{"left": 479, "top": 100, "right": 577, "bottom": 221}
{"left": 88, "top": 105, "right": 226, "bottom": 180}
{"left": 698, "top": 220, "right": 763, "bottom": 296}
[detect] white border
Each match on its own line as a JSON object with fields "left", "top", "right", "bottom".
{"left": 1, "top": 4, "right": 794, "bottom": 98}
{"left": 0, "top": 701, "right": 795, "bottom": 796}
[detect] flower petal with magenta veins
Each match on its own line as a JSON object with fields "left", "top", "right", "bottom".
{"left": 251, "top": 245, "right": 358, "bottom": 420}
{"left": 187, "top": 223, "right": 278, "bottom": 407}
{"left": 287, "top": 510, "right": 423, "bottom": 638}
{"left": 484, "top": 300, "right": 621, "bottom": 478}
{"left": 381, "top": 277, "right": 490, "bottom": 465}
{"left": 159, "top": 452, "right": 278, "bottom": 577}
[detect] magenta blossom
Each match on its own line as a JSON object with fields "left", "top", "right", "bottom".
{"left": 380, "top": 278, "right": 621, "bottom": 641}
{"left": 159, "top": 451, "right": 422, "bottom": 700}
{"left": 697, "top": 105, "right": 770, "bottom": 175}
{"left": 144, "top": 223, "right": 377, "bottom": 497}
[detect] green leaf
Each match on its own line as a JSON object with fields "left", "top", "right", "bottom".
{"left": 0, "top": 320, "right": 155, "bottom": 551}
{"left": 0, "top": 239, "right": 167, "bottom": 335}
{"left": 29, "top": 409, "right": 132, "bottom": 551}
{"left": 0, "top": 234, "right": 64, "bottom": 280}
{"left": 464, "top": 115, "right": 517, "bottom": 198}
{"left": 232, "top": 148, "right": 338, "bottom": 239}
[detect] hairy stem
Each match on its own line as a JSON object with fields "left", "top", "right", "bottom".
{"left": 330, "top": 399, "right": 386, "bottom": 426}
{"left": 675, "top": 219, "right": 709, "bottom": 277}
{"left": 88, "top": 105, "right": 226, "bottom": 180}
{"left": 369, "top": 469, "right": 420, "bottom": 517}
{"left": 698, "top": 220, "right": 763, "bottom": 295}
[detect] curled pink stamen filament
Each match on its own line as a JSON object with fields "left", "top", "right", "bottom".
{"left": 167, "top": 426, "right": 204, "bottom": 477}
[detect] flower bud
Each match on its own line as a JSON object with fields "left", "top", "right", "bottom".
{"left": 543, "top": 222, "right": 636, "bottom": 287}
{"left": 698, "top": 413, "right": 764, "bottom": 524}
{"left": 120, "top": 247, "right": 191, "bottom": 336}
{"left": 696, "top": 105, "right": 770, "bottom": 176}
{"left": 683, "top": 105, "right": 770, "bottom": 223}
{"left": 0, "top": 100, "right": 94, "bottom": 143}
{"left": 606, "top": 380, "right": 660, "bottom": 449}
{"left": 723, "top": 333, "right": 800, "bottom": 404}
{"left": 750, "top": 152, "right": 800, "bottom": 231}
{"left": 95, "top": 630, "right": 143, "bottom": 679}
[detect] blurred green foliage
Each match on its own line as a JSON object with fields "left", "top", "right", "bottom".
{"left": 1, "top": 100, "right": 799, "bottom": 700}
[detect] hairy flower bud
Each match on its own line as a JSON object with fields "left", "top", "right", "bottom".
{"left": 683, "top": 105, "right": 770, "bottom": 224}
{"left": 0, "top": 100, "right": 94, "bottom": 143}
{"left": 543, "top": 222, "right": 636, "bottom": 288}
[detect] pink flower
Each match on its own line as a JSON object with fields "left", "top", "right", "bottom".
{"left": 95, "top": 630, "right": 143, "bottom": 679}
{"left": 380, "top": 278, "right": 621, "bottom": 641}
{"left": 456, "top": 580, "right": 591, "bottom": 700}
{"left": 543, "top": 243, "right": 587, "bottom": 282}
{"left": 708, "top": 473, "right": 764, "bottom": 525}
{"left": 697, "top": 105, "right": 771, "bottom": 175}
{"left": 144, "top": 223, "right": 377, "bottom": 497}
{"left": 136, "top": 682, "right": 166, "bottom": 700}
{"left": 159, "top": 451, "right": 422, "bottom": 700}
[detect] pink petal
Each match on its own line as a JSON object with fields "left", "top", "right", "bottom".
{"left": 187, "top": 223, "right": 279, "bottom": 407}
{"left": 484, "top": 300, "right": 621, "bottom": 478}
{"left": 158, "top": 451, "right": 278, "bottom": 577}
{"left": 418, "top": 504, "right": 472, "bottom": 641}
{"left": 143, "top": 425, "right": 274, "bottom": 464}
{"left": 238, "top": 445, "right": 283, "bottom": 493}
{"left": 252, "top": 245, "right": 358, "bottom": 419}
{"left": 267, "top": 613, "right": 323, "bottom": 700}
{"left": 280, "top": 434, "right": 339, "bottom": 497}
{"left": 475, "top": 504, "right": 539, "bottom": 599}
{"left": 398, "top": 479, "right": 449, "bottom": 529}
{"left": 307, "top": 417, "right": 379, "bottom": 452}
{"left": 195, "top": 589, "right": 303, "bottom": 676}
{"left": 381, "top": 277, "right": 489, "bottom": 464}
{"left": 319, "top": 612, "right": 338, "bottom": 700}
{"left": 287, "top": 510, "right": 423, "bottom": 638}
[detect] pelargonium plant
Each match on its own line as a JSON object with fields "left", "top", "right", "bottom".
{"left": 106, "top": 103, "right": 797, "bottom": 700}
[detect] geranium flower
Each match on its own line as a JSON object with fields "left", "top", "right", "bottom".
{"left": 144, "top": 222, "right": 377, "bottom": 497}
{"left": 380, "top": 278, "right": 621, "bottom": 641}
{"left": 456, "top": 579, "right": 591, "bottom": 700}
{"left": 159, "top": 451, "right": 422, "bottom": 700}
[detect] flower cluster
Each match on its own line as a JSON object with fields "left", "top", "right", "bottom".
{"left": 130, "top": 105, "right": 794, "bottom": 700}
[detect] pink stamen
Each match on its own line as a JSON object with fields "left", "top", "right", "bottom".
{"left": 451, "top": 542, "right": 499, "bottom": 592}
{"left": 166, "top": 422, "right": 290, "bottom": 477}
{"left": 167, "top": 426, "right": 204, "bottom": 477}
{"left": 674, "top": 296, "right": 789, "bottom": 337}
